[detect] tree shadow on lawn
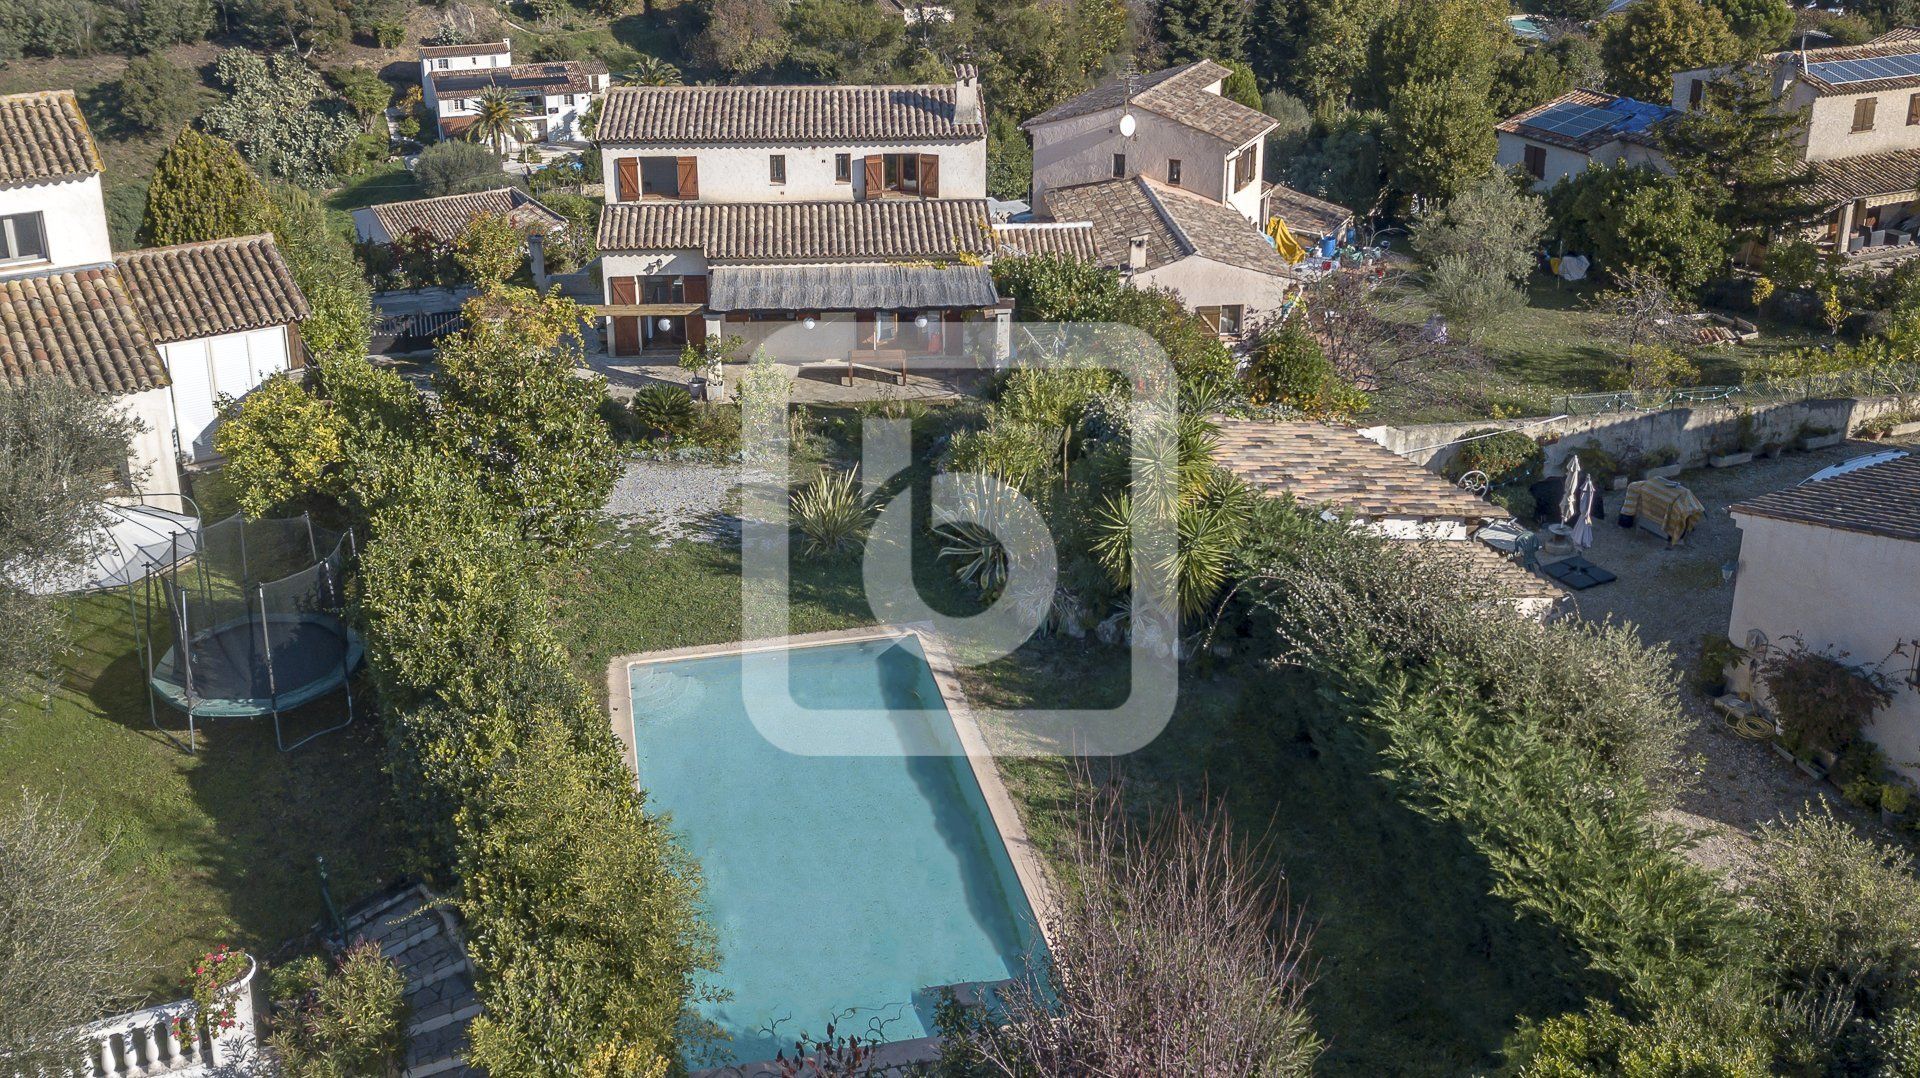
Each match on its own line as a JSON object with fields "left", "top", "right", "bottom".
{"left": 985, "top": 651, "right": 1596, "bottom": 1076}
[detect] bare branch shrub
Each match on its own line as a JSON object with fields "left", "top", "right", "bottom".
{"left": 952, "top": 782, "right": 1321, "bottom": 1077}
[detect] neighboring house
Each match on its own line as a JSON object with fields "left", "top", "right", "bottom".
{"left": 1045, "top": 176, "right": 1299, "bottom": 337}
{"left": 0, "top": 90, "right": 309, "bottom": 495}
{"left": 1022, "top": 61, "right": 1274, "bottom": 224}
{"left": 1496, "top": 88, "right": 1677, "bottom": 191}
{"left": 592, "top": 67, "right": 1007, "bottom": 359}
{"left": 1211, "top": 419, "right": 1562, "bottom": 616}
{"left": 1673, "top": 29, "right": 1920, "bottom": 252}
{"left": 351, "top": 187, "right": 567, "bottom": 245}
{"left": 991, "top": 221, "right": 1100, "bottom": 261}
{"left": 419, "top": 39, "right": 608, "bottom": 147}
{"left": 593, "top": 67, "right": 987, "bottom": 204}
{"left": 1725, "top": 454, "right": 1920, "bottom": 782}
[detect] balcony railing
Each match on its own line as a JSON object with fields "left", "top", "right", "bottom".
{"left": 13, "top": 960, "right": 259, "bottom": 1078}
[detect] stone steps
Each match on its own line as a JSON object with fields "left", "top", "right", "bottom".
{"left": 339, "top": 884, "right": 482, "bottom": 1078}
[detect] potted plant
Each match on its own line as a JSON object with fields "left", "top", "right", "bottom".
{"left": 1759, "top": 638, "right": 1897, "bottom": 783}
{"left": 679, "top": 333, "right": 746, "bottom": 402}
{"left": 1798, "top": 421, "right": 1843, "bottom": 451}
{"left": 1693, "top": 634, "right": 1749, "bottom": 697}
{"left": 1710, "top": 412, "right": 1756, "bottom": 467}
{"left": 173, "top": 945, "right": 253, "bottom": 1048}
{"left": 1643, "top": 445, "right": 1683, "bottom": 480}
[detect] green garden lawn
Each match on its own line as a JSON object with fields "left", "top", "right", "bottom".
{"left": 0, "top": 591, "right": 400, "bottom": 1002}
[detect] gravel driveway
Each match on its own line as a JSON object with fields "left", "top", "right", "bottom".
{"left": 604, "top": 459, "right": 751, "bottom": 545}
{"left": 1558, "top": 439, "right": 1907, "bottom": 876}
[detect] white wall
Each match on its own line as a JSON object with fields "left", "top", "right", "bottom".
{"left": 118, "top": 386, "right": 181, "bottom": 497}
{"left": 1805, "top": 87, "right": 1920, "bottom": 161}
{"left": 160, "top": 326, "right": 294, "bottom": 461}
{"left": 421, "top": 45, "right": 513, "bottom": 101}
{"left": 1132, "top": 255, "right": 1294, "bottom": 327}
{"left": 0, "top": 173, "right": 112, "bottom": 276}
{"left": 1727, "top": 512, "right": 1920, "bottom": 783}
{"left": 599, "top": 140, "right": 987, "bottom": 202}
{"left": 1029, "top": 109, "right": 1263, "bottom": 221}
{"left": 1496, "top": 133, "right": 1672, "bottom": 191}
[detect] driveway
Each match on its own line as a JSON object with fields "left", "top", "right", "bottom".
{"left": 1556, "top": 439, "right": 1911, "bottom": 875}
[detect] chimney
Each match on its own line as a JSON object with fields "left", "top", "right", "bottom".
{"left": 527, "top": 230, "right": 548, "bottom": 291}
{"left": 1126, "top": 235, "right": 1148, "bottom": 272}
{"left": 955, "top": 63, "right": 982, "bottom": 127}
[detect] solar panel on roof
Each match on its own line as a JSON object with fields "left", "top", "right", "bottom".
{"left": 1808, "top": 51, "right": 1920, "bottom": 84}
{"left": 1525, "top": 102, "right": 1627, "bottom": 138}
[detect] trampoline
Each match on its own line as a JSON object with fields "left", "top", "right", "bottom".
{"left": 143, "top": 512, "right": 362, "bottom": 752}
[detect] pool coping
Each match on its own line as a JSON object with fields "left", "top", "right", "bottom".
{"left": 604, "top": 621, "right": 1061, "bottom": 948}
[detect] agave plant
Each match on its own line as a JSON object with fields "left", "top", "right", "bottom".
{"left": 629, "top": 384, "right": 697, "bottom": 440}
{"left": 933, "top": 474, "right": 1050, "bottom": 598}
{"left": 791, "top": 469, "right": 874, "bottom": 556}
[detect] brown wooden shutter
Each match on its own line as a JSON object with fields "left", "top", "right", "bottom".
{"left": 918, "top": 154, "right": 939, "bottom": 198}
{"left": 612, "top": 317, "right": 639, "bottom": 356}
{"left": 683, "top": 273, "right": 708, "bottom": 305}
{"left": 686, "top": 314, "right": 707, "bottom": 347}
{"left": 676, "top": 156, "right": 700, "bottom": 199}
{"left": 863, "top": 156, "right": 883, "bottom": 199}
{"left": 609, "top": 276, "right": 637, "bottom": 305}
{"left": 616, "top": 158, "right": 638, "bottom": 202}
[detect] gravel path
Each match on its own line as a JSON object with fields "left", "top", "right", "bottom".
{"left": 604, "top": 459, "right": 750, "bottom": 545}
{"left": 1559, "top": 440, "right": 1901, "bottom": 878}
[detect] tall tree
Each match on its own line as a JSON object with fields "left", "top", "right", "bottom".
{"left": 1157, "top": 0, "right": 1249, "bottom": 66}
{"left": 201, "top": 48, "right": 359, "bottom": 186}
{"left": 430, "top": 288, "right": 617, "bottom": 553}
{"left": 1600, "top": 0, "right": 1740, "bottom": 101}
{"left": 1376, "top": 0, "right": 1503, "bottom": 199}
{"left": 0, "top": 381, "right": 137, "bottom": 711}
{"left": 1705, "top": 0, "right": 1792, "bottom": 51}
{"left": 465, "top": 86, "right": 530, "bottom": 158}
{"left": 1290, "top": 0, "right": 1391, "bottom": 110}
{"left": 1659, "top": 63, "right": 1820, "bottom": 241}
{"left": 116, "top": 54, "right": 199, "bottom": 134}
{"left": 689, "top": 0, "right": 789, "bottom": 79}
{"left": 783, "top": 0, "right": 911, "bottom": 82}
{"left": 141, "top": 128, "right": 274, "bottom": 246}
{"left": 1547, "top": 163, "right": 1731, "bottom": 292}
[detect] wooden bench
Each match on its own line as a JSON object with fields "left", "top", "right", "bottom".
{"left": 840, "top": 348, "right": 909, "bottom": 386}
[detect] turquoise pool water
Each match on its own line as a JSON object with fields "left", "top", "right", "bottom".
{"left": 627, "top": 635, "right": 1042, "bottom": 1065}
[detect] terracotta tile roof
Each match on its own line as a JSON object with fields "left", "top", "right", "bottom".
{"left": 1022, "top": 61, "right": 1274, "bottom": 147}
{"left": 432, "top": 60, "right": 606, "bottom": 98}
{"left": 0, "top": 265, "right": 166, "bottom": 395}
{"left": 0, "top": 90, "right": 103, "bottom": 186}
{"left": 1770, "top": 37, "right": 1920, "bottom": 95}
{"left": 596, "top": 198, "right": 994, "bottom": 261}
{"left": 1809, "top": 147, "right": 1920, "bottom": 206}
{"left": 991, "top": 222, "right": 1099, "bottom": 261}
{"left": 1264, "top": 182, "right": 1352, "bottom": 238}
{"left": 1496, "top": 87, "right": 1676, "bottom": 153}
{"left": 1730, "top": 453, "right": 1920, "bottom": 543}
{"left": 595, "top": 82, "right": 985, "bottom": 144}
{"left": 368, "top": 187, "right": 567, "bottom": 243}
{"left": 1212, "top": 419, "right": 1507, "bottom": 521}
{"left": 1045, "top": 177, "right": 1295, "bottom": 278}
{"left": 420, "top": 40, "right": 510, "bottom": 58}
{"left": 1869, "top": 26, "right": 1920, "bottom": 45}
{"left": 115, "top": 235, "right": 309, "bottom": 345}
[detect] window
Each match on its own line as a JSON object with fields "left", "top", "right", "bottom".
{"left": 565, "top": 94, "right": 577, "bottom": 106}
{"left": 641, "top": 275, "right": 686, "bottom": 304}
{"left": 1195, "top": 305, "right": 1245, "bottom": 337}
{"left": 1688, "top": 79, "right": 1703, "bottom": 108}
{"left": 435, "top": 58, "right": 448, "bottom": 69}
{"left": 1112, "top": 153, "right": 1126, "bottom": 178}
{"left": 1523, "top": 144, "right": 1547, "bottom": 181}
{"left": 0, "top": 212, "right": 46, "bottom": 263}
{"left": 873, "top": 311, "right": 899, "bottom": 342}
{"left": 769, "top": 154, "right": 786, "bottom": 184}
{"left": 1167, "top": 158, "right": 1182, "bottom": 185}
{"left": 1908, "top": 92, "right": 1920, "bottom": 125}
{"left": 1231, "top": 145, "right": 1256, "bottom": 190}
{"left": 835, "top": 153, "right": 852, "bottom": 182}
{"left": 1854, "top": 97, "right": 1877, "bottom": 132}
{"left": 882, "top": 153, "right": 920, "bottom": 193}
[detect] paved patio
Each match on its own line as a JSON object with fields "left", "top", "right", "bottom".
{"left": 1554, "top": 438, "right": 1913, "bottom": 876}
{"left": 586, "top": 347, "right": 997, "bottom": 405}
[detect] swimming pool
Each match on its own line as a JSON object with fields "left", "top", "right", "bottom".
{"left": 623, "top": 632, "right": 1045, "bottom": 1066}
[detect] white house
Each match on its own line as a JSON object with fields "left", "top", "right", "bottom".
{"left": 1725, "top": 453, "right": 1920, "bottom": 782}
{"left": 593, "top": 67, "right": 988, "bottom": 205}
{"left": 1496, "top": 88, "right": 1677, "bottom": 191}
{"left": 592, "top": 67, "right": 1005, "bottom": 359}
{"left": 0, "top": 90, "right": 309, "bottom": 496}
{"left": 1022, "top": 61, "right": 1274, "bottom": 224}
{"left": 1672, "top": 29, "right": 1920, "bottom": 252}
{"left": 419, "top": 39, "right": 608, "bottom": 147}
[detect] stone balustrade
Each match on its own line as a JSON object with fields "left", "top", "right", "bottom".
{"left": 14, "top": 958, "right": 260, "bottom": 1078}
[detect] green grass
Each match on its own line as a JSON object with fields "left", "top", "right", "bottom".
{"left": 325, "top": 161, "right": 422, "bottom": 214}
{"left": 0, "top": 591, "right": 401, "bottom": 1003}
{"left": 550, "top": 409, "right": 1591, "bottom": 1074}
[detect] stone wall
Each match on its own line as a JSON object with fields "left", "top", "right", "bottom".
{"left": 1364, "top": 394, "right": 1913, "bottom": 475}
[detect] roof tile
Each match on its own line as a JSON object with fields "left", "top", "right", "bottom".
{"left": 368, "top": 188, "right": 568, "bottom": 243}
{"left": 0, "top": 90, "right": 102, "bottom": 186}
{"left": 1213, "top": 419, "right": 1507, "bottom": 521}
{"left": 0, "top": 265, "right": 166, "bottom": 394}
{"left": 114, "top": 234, "right": 310, "bottom": 345}
{"left": 596, "top": 83, "right": 984, "bottom": 144}
{"left": 1022, "top": 61, "right": 1273, "bottom": 147}
{"left": 597, "top": 199, "right": 994, "bottom": 261}
{"left": 1730, "top": 452, "right": 1920, "bottom": 542}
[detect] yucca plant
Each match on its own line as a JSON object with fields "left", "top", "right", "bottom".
{"left": 1090, "top": 470, "right": 1251, "bottom": 622}
{"left": 629, "top": 384, "right": 697, "bottom": 440}
{"left": 933, "top": 474, "right": 1050, "bottom": 598}
{"left": 791, "top": 469, "right": 873, "bottom": 556}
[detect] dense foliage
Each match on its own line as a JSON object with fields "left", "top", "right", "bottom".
{"left": 1599, "top": 0, "right": 1740, "bottom": 102}
{"left": 1411, "top": 172, "right": 1549, "bottom": 333}
{"left": 266, "top": 943, "right": 409, "bottom": 1078}
{"left": 141, "top": 129, "right": 276, "bottom": 247}
{"left": 202, "top": 49, "right": 361, "bottom": 187}
{"left": 1547, "top": 164, "right": 1731, "bottom": 293}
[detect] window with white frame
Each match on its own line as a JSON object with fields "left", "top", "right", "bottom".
{"left": 0, "top": 212, "right": 48, "bottom": 263}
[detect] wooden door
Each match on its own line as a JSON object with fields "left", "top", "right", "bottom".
{"left": 863, "top": 156, "right": 883, "bottom": 199}
{"left": 676, "top": 156, "right": 700, "bottom": 200}
{"left": 683, "top": 274, "right": 708, "bottom": 305}
{"left": 919, "top": 154, "right": 939, "bottom": 198}
{"left": 612, "top": 317, "right": 639, "bottom": 355}
{"left": 609, "top": 276, "right": 637, "bottom": 305}
{"left": 616, "top": 158, "right": 638, "bottom": 202}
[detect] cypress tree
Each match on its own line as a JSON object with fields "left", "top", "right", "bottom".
{"left": 140, "top": 128, "right": 275, "bottom": 247}
{"left": 1659, "top": 64, "right": 1821, "bottom": 241}
{"left": 1158, "top": 0, "right": 1250, "bottom": 66}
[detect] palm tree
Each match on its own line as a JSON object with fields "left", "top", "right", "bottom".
{"left": 629, "top": 55, "right": 682, "bottom": 86}
{"left": 466, "top": 86, "right": 531, "bottom": 158}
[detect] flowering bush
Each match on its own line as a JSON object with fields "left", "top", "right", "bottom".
{"left": 172, "top": 946, "right": 250, "bottom": 1045}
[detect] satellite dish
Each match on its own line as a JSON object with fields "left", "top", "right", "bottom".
{"left": 1119, "top": 112, "right": 1137, "bottom": 137}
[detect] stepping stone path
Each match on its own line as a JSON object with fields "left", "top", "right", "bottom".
{"left": 337, "top": 884, "right": 483, "bottom": 1078}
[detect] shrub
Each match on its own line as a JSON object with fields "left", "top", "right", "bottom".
{"left": 1603, "top": 344, "right": 1702, "bottom": 394}
{"left": 1243, "top": 319, "right": 1368, "bottom": 420}
{"left": 414, "top": 139, "right": 507, "bottom": 197}
{"left": 1692, "top": 634, "right": 1748, "bottom": 695}
{"left": 1758, "top": 641, "right": 1896, "bottom": 755}
{"left": 213, "top": 372, "right": 349, "bottom": 516}
{"left": 1444, "top": 428, "right": 1543, "bottom": 487}
{"left": 628, "top": 385, "right": 697, "bottom": 440}
{"left": 266, "top": 942, "right": 408, "bottom": 1077}
{"left": 790, "top": 468, "right": 873, "bottom": 555}
{"left": 117, "top": 55, "right": 198, "bottom": 134}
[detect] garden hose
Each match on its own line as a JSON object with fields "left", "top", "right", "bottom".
{"left": 1726, "top": 712, "right": 1775, "bottom": 740}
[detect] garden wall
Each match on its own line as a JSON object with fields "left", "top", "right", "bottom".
{"left": 1365, "top": 394, "right": 1912, "bottom": 476}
